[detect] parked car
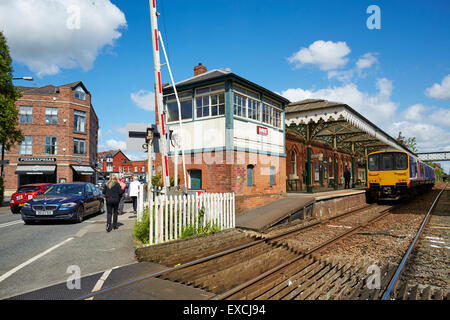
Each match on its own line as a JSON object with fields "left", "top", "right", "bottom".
{"left": 10, "top": 183, "right": 53, "bottom": 213}
{"left": 20, "top": 182, "right": 104, "bottom": 224}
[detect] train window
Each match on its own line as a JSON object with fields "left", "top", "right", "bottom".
{"left": 369, "top": 152, "right": 408, "bottom": 171}
{"left": 368, "top": 155, "right": 379, "bottom": 171}
{"left": 381, "top": 155, "right": 394, "bottom": 170}
{"left": 394, "top": 153, "right": 407, "bottom": 170}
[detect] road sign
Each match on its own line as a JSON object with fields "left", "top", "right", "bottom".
{"left": 126, "top": 123, "right": 160, "bottom": 153}
{"left": 0, "top": 160, "right": 9, "bottom": 165}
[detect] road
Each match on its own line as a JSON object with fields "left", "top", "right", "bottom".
{"left": 0, "top": 202, "right": 138, "bottom": 299}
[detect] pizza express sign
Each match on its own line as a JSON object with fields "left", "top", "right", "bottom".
{"left": 18, "top": 157, "right": 57, "bottom": 163}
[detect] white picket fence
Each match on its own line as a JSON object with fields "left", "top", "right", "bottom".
{"left": 136, "top": 185, "right": 235, "bottom": 245}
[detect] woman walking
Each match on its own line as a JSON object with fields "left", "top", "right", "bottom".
{"left": 102, "top": 174, "right": 124, "bottom": 232}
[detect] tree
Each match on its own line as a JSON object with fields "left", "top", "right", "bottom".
{"left": 396, "top": 132, "right": 418, "bottom": 153}
{"left": 0, "top": 31, "right": 23, "bottom": 178}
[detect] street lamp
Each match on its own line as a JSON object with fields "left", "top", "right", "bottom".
{"left": 13, "top": 76, "right": 34, "bottom": 81}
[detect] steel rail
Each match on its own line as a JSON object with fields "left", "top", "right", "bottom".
{"left": 212, "top": 207, "right": 392, "bottom": 300}
{"left": 381, "top": 183, "right": 448, "bottom": 300}
{"left": 77, "top": 203, "right": 380, "bottom": 300}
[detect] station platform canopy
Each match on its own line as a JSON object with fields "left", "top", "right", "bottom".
{"left": 285, "top": 99, "right": 415, "bottom": 158}
{"left": 285, "top": 99, "right": 416, "bottom": 192}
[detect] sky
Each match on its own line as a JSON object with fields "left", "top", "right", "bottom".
{"left": 1, "top": 0, "right": 449, "bottom": 172}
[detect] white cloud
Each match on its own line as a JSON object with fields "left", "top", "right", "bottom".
{"left": 429, "top": 108, "right": 450, "bottom": 127}
{"left": 288, "top": 40, "right": 351, "bottom": 71}
{"left": 425, "top": 74, "right": 450, "bottom": 100}
{"left": 131, "top": 90, "right": 155, "bottom": 111}
{"left": 282, "top": 78, "right": 398, "bottom": 124}
{"left": 105, "top": 139, "right": 126, "bottom": 150}
{"left": 403, "top": 104, "right": 427, "bottom": 121}
{"left": 0, "top": 0, "right": 127, "bottom": 76}
{"left": 356, "top": 52, "right": 378, "bottom": 70}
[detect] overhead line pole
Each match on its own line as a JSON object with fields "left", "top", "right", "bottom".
{"left": 149, "top": 0, "right": 169, "bottom": 193}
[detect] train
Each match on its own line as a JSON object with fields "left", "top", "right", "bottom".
{"left": 367, "top": 150, "right": 435, "bottom": 201}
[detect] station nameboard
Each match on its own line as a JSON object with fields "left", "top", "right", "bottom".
{"left": 257, "top": 126, "right": 268, "bottom": 136}
{"left": 18, "top": 157, "right": 57, "bottom": 163}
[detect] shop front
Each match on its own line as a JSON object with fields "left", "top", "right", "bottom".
{"left": 15, "top": 157, "right": 58, "bottom": 187}
{"left": 71, "top": 165, "right": 95, "bottom": 183}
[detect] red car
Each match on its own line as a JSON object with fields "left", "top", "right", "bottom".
{"left": 10, "top": 183, "right": 53, "bottom": 213}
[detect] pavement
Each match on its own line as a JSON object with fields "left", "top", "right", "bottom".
{"left": 0, "top": 202, "right": 214, "bottom": 300}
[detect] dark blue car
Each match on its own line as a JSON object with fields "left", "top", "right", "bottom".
{"left": 21, "top": 182, "right": 105, "bottom": 224}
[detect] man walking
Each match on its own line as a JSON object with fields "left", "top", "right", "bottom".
{"left": 129, "top": 176, "right": 140, "bottom": 213}
{"left": 344, "top": 166, "right": 351, "bottom": 189}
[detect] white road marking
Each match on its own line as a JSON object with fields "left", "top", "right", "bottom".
{"left": 86, "top": 268, "right": 113, "bottom": 300}
{"left": 0, "top": 220, "right": 23, "bottom": 229}
{"left": 0, "top": 237, "right": 74, "bottom": 283}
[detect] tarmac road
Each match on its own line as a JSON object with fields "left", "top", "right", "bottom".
{"left": 0, "top": 202, "right": 137, "bottom": 300}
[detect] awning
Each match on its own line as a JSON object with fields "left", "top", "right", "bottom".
{"left": 285, "top": 99, "right": 415, "bottom": 158}
{"left": 15, "top": 165, "right": 56, "bottom": 175}
{"left": 71, "top": 165, "right": 95, "bottom": 176}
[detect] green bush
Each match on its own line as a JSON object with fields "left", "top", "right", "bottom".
{"left": 0, "top": 177, "right": 4, "bottom": 206}
{"left": 133, "top": 207, "right": 150, "bottom": 244}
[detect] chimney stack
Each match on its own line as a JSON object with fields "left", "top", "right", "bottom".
{"left": 194, "top": 63, "right": 207, "bottom": 76}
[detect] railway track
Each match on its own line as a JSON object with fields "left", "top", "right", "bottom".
{"left": 79, "top": 186, "right": 447, "bottom": 300}
{"left": 381, "top": 183, "right": 449, "bottom": 300}
{"left": 79, "top": 202, "right": 396, "bottom": 300}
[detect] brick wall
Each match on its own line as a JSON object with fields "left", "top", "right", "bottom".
{"left": 3, "top": 84, "right": 98, "bottom": 193}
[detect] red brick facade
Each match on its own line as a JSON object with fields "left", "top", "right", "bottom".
{"left": 3, "top": 82, "right": 98, "bottom": 195}
{"left": 286, "top": 129, "right": 353, "bottom": 191}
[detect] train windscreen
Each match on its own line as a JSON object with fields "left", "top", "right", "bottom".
{"left": 368, "top": 152, "right": 408, "bottom": 171}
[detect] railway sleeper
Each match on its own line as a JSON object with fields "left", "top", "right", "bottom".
{"left": 323, "top": 262, "right": 370, "bottom": 300}
{"left": 201, "top": 248, "right": 300, "bottom": 294}
{"left": 236, "top": 256, "right": 318, "bottom": 300}
{"left": 165, "top": 242, "right": 278, "bottom": 283}
{"left": 262, "top": 260, "right": 327, "bottom": 300}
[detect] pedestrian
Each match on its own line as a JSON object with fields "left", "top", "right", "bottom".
{"left": 102, "top": 174, "right": 124, "bottom": 232}
{"left": 128, "top": 176, "right": 141, "bottom": 213}
{"left": 118, "top": 178, "right": 127, "bottom": 215}
{"left": 344, "top": 166, "right": 351, "bottom": 189}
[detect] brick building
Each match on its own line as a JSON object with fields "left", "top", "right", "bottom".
{"left": 286, "top": 129, "right": 353, "bottom": 191}
{"left": 97, "top": 149, "right": 131, "bottom": 177}
{"left": 3, "top": 81, "right": 98, "bottom": 195}
{"left": 154, "top": 64, "right": 289, "bottom": 212}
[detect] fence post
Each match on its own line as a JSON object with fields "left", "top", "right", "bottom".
{"left": 232, "top": 193, "right": 235, "bottom": 228}
{"left": 159, "top": 195, "right": 164, "bottom": 244}
{"left": 149, "top": 193, "right": 153, "bottom": 245}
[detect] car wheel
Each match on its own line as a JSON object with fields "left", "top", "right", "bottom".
{"left": 75, "top": 206, "right": 84, "bottom": 223}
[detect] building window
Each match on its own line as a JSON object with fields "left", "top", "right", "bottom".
{"left": 107, "top": 164, "right": 113, "bottom": 172}
{"left": 247, "top": 98, "right": 260, "bottom": 121}
{"left": 134, "top": 166, "right": 137, "bottom": 172}
{"left": 73, "top": 138, "right": 86, "bottom": 155}
{"left": 19, "top": 136, "right": 33, "bottom": 155}
{"left": 44, "top": 136, "right": 57, "bottom": 155}
{"left": 166, "top": 91, "right": 193, "bottom": 122}
{"left": 247, "top": 165, "right": 254, "bottom": 186}
{"left": 189, "top": 169, "right": 202, "bottom": 190}
{"left": 142, "top": 166, "right": 145, "bottom": 172}
{"left": 74, "top": 86, "right": 86, "bottom": 101}
{"left": 291, "top": 151, "right": 297, "bottom": 176}
{"left": 234, "top": 94, "right": 246, "bottom": 117}
{"left": 74, "top": 110, "right": 86, "bottom": 133}
{"left": 270, "top": 166, "right": 275, "bottom": 186}
{"left": 45, "top": 107, "right": 58, "bottom": 124}
{"left": 19, "top": 106, "right": 33, "bottom": 124}
{"left": 194, "top": 84, "right": 225, "bottom": 119}
{"left": 196, "top": 95, "right": 210, "bottom": 118}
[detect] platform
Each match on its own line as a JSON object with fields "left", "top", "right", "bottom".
{"left": 236, "top": 188, "right": 367, "bottom": 232}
